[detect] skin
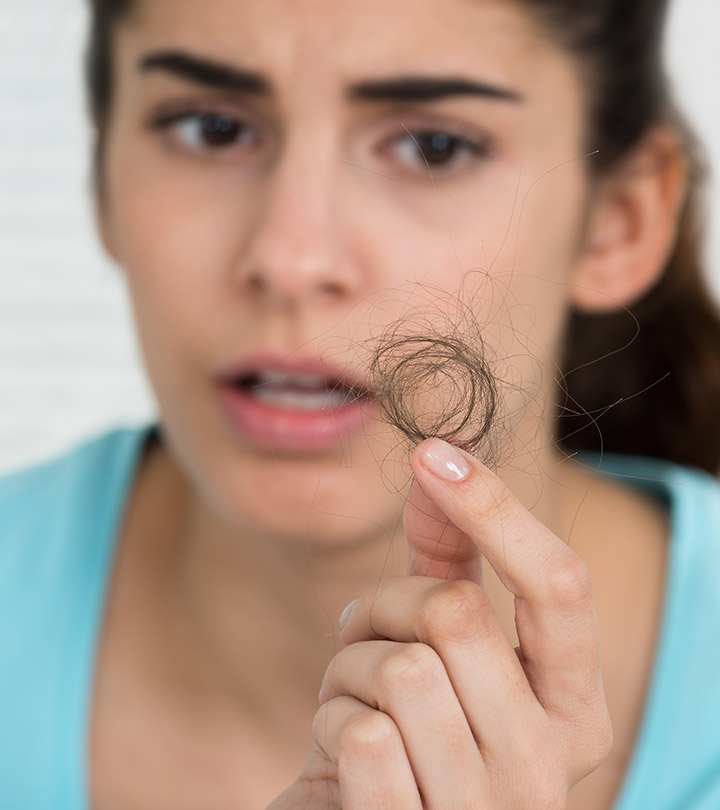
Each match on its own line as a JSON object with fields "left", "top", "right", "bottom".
{"left": 315, "top": 445, "right": 615, "bottom": 806}
{"left": 92, "top": 0, "right": 688, "bottom": 806}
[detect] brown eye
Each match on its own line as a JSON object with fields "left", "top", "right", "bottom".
{"left": 387, "top": 129, "right": 492, "bottom": 174}
{"left": 150, "top": 110, "right": 256, "bottom": 152}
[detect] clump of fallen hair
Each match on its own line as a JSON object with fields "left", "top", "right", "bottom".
{"left": 355, "top": 287, "right": 504, "bottom": 471}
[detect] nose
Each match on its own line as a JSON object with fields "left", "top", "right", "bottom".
{"left": 232, "top": 136, "right": 358, "bottom": 308}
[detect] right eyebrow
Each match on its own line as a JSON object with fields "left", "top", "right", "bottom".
{"left": 138, "top": 49, "right": 526, "bottom": 105}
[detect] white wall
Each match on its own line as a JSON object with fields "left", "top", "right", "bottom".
{"left": 1, "top": 1, "right": 719, "bottom": 473}
{"left": 0, "top": 3, "right": 154, "bottom": 473}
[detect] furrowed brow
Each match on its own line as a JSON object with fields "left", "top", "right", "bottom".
{"left": 138, "top": 50, "right": 271, "bottom": 95}
{"left": 347, "top": 76, "right": 524, "bottom": 104}
{"left": 137, "top": 50, "right": 525, "bottom": 106}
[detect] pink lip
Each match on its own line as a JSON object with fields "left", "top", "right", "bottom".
{"left": 215, "top": 348, "right": 378, "bottom": 452}
{"left": 216, "top": 383, "right": 379, "bottom": 452}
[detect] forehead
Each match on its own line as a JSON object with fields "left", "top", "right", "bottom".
{"left": 122, "top": 0, "right": 567, "bottom": 92}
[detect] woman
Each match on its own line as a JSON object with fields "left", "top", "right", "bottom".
{"left": 2, "top": 0, "right": 720, "bottom": 808}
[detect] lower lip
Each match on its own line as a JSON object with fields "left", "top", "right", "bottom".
{"left": 217, "top": 384, "right": 379, "bottom": 452}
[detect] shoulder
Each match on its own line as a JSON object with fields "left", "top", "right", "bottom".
{"left": 573, "top": 450, "right": 720, "bottom": 553}
{"left": 0, "top": 420, "right": 152, "bottom": 670}
{"left": 0, "top": 423, "right": 151, "bottom": 580}
{"left": 567, "top": 455, "right": 720, "bottom": 806}
{"left": 0, "top": 423, "right": 139, "bottom": 490}
{"left": 0, "top": 424, "right": 151, "bottom": 804}
{"left": 570, "top": 451, "right": 720, "bottom": 635}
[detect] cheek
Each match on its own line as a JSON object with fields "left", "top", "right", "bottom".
{"left": 477, "top": 165, "right": 584, "bottom": 332}
{"left": 365, "top": 163, "right": 583, "bottom": 339}
{"left": 104, "top": 117, "right": 252, "bottom": 291}
{"left": 369, "top": 165, "right": 585, "bottom": 430}
{"left": 487, "top": 172, "right": 585, "bottom": 421}
{"left": 109, "top": 167, "right": 230, "bottom": 288}
{"left": 509, "top": 168, "right": 586, "bottom": 337}
{"left": 346, "top": 165, "right": 538, "bottom": 343}
{"left": 105, "top": 136, "right": 252, "bottom": 361}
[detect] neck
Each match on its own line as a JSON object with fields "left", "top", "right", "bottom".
{"left": 153, "top": 439, "right": 411, "bottom": 727}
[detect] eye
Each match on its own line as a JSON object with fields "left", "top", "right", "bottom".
{"left": 385, "top": 129, "right": 492, "bottom": 175}
{"left": 148, "top": 109, "right": 257, "bottom": 153}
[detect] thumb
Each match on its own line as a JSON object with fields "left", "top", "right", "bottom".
{"left": 404, "top": 459, "right": 484, "bottom": 585}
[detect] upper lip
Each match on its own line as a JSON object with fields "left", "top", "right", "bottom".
{"left": 217, "top": 351, "right": 373, "bottom": 395}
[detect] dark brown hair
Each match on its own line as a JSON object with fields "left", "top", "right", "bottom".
{"left": 84, "top": 0, "right": 720, "bottom": 475}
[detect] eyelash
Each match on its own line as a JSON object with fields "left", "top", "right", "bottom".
{"left": 146, "top": 108, "right": 495, "bottom": 177}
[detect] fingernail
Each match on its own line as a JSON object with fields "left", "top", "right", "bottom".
{"left": 338, "top": 598, "right": 359, "bottom": 630}
{"left": 420, "top": 438, "right": 471, "bottom": 482}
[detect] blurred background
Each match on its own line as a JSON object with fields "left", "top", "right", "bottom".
{"left": 1, "top": 0, "right": 719, "bottom": 473}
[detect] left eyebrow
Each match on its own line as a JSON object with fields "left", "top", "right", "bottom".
{"left": 137, "top": 49, "right": 525, "bottom": 105}
{"left": 348, "top": 76, "right": 524, "bottom": 104}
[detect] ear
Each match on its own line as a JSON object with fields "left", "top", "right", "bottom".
{"left": 571, "top": 125, "right": 689, "bottom": 313}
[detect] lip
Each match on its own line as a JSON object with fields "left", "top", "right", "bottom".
{"left": 217, "top": 350, "right": 372, "bottom": 395}
{"left": 216, "top": 381, "right": 379, "bottom": 452}
{"left": 215, "top": 349, "right": 378, "bottom": 452}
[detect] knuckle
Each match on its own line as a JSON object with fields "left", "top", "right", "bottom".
{"left": 544, "top": 553, "right": 592, "bottom": 606}
{"left": 311, "top": 699, "right": 337, "bottom": 746}
{"left": 338, "top": 710, "right": 399, "bottom": 759}
{"left": 377, "top": 642, "right": 444, "bottom": 693}
{"left": 419, "top": 579, "right": 495, "bottom": 644}
{"left": 317, "top": 648, "right": 342, "bottom": 698}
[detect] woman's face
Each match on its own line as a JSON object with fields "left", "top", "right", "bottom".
{"left": 100, "top": 0, "right": 590, "bottom": 547}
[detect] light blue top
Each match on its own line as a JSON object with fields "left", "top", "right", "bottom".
{"left": 1, "top": 420, "right": 719, "bottom": 809}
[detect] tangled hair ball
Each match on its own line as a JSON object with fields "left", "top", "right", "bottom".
{"left": 348, "top": 284, "right": 509, "bottom": 474}
{"left": 368, "top": 329, "right": 498, "bottom": 460}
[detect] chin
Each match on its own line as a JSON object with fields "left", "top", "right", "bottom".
{"left": 160, "top": 396, "right": 408, "bottom": 546}
{"left": 203, "top": 461, "right": 401, "bottom": 549}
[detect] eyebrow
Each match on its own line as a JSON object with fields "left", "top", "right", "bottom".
{"left": 138, "top": 50, "right": 525, "bottom": 105}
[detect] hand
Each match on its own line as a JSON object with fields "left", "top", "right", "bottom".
{"left": 267, "top": 438, "right": 613, "bottom": 809}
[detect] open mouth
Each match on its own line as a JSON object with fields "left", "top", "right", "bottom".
{"left": 229, "top": 372, "right": 372, "bottom": 412}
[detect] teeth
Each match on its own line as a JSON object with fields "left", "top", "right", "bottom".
{"left": 252, "top": 388, "right": 353, "bottom": 411}
{"left": 256, "top": 370, "right": 330, "bottom": 388}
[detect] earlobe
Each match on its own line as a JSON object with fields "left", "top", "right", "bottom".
{"left": 570, "top": 126, "right": 689, "bottom": 314}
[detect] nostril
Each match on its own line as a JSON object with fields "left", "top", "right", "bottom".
{"left": 246, "top": 274, "right": 266, "bottom": 293}
{"left": 321, "top": 280, "right": 344, "bottom": 296}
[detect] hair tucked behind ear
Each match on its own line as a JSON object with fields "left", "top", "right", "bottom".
{"left": 84, "top": 0, "right": 720, "bottom": 475}
{"left": 557, "top": 124, "right": 720, "bottom": 475}
{"left": 525, "top": 0, "right": 720, "bottom": 476}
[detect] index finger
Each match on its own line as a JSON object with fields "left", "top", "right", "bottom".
{"left": 412, "top": 438, "right": 607, "bottom": 725}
